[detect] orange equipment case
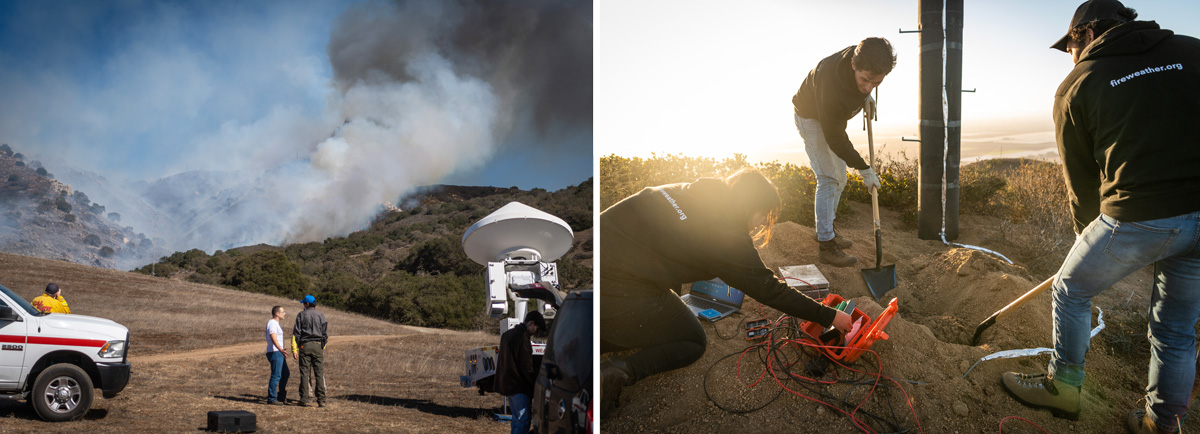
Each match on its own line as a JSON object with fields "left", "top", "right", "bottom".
{"left": 799, "top": 294, "right": 898, "bottom": 363}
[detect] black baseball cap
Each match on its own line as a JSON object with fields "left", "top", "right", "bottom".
{"left": 45, "top": 283, "right": 59, "bottom": 294}
{"left": 1051, "top": 0, "right": 1131, "bottom": 52}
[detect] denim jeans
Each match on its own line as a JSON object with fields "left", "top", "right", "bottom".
{"left": 509, "top": 392, "right": 532, "bottom": 434}
{"left": 795, "top": 115, "right": 847, "bottom": 242}
{"left": 1048, "top": 211, "right": 1200, "bottom": 430}
{"left": 266, "top": 351, "right": 289, "bottom": 403}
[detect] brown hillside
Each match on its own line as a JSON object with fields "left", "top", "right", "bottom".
{"left": 0, "top": 253, "right": 512, "bottom": 433}
{"left": 602, "top": 199, "right": 1190, "bottom": 433}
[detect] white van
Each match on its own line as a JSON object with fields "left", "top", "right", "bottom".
{"left": 0, "top": 283, "right": 130, "bottom": 421}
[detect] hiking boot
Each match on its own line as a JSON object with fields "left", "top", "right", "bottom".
{"left": 297, "top": 401, "right": 309, "bottom": 407}
{"left": 818, "top": 240, "right": 857, "bottom": 268}
{"left": 1127, "top": 409, "right": 1178, "bottom": 434}
{"left": 816, "top": 233, "right": 853, "bottom": 249}
{"left": 600, "top": 358, "right": 631, "bottom": 415}
{"left": 267, "top": 400, "right": 283, "bottom": 406}
{"left": 1000, "top": 372, "right": 1081, "bottom": 420}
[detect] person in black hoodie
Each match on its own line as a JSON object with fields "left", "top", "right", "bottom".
{"left": 998, "top": 2, "right": 1200, "bottom": 432}
{"left": 792, "top": 37, "right": 895, "bottom": 268}
{"left": 599, "top": 168, "right": 852, "bottom": 412}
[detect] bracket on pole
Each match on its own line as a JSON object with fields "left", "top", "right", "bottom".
{"left": 899, "top": 28, "right": 922, "bottom": 34}
{"left": 901, "top": 137, "right": 922, "bottom": 143}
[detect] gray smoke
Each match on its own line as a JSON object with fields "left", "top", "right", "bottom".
{"left": 273, "top": 0, "right": 591, "bottom": 244}
{"left": 6, "top": 0, "right": 592, "bottom": 259}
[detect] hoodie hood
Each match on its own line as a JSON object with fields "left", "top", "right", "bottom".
{"left": 1079, "top": 21, "right": 1173, "bottom": 63}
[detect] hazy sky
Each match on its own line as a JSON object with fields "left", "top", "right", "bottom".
{"left": 596, "top": 0, "right": 1200, "bottom": 165}
{"left": 0, "top": 0, "right": 593, "bottom": 191}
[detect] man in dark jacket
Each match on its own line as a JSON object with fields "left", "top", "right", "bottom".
{"left": 292, "top": 294, "right": 329, "bottom": 408}
{"left": 792, "top": 37, "right": 895, "bottom": 267}
{"left": 495, "top": 311, "right": 544, "bottom": 434}
{"left": 999, "top": 2, "right": 1200, "bottom": 432}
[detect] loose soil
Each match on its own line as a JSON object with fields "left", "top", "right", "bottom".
{"left": 0, "top": 253, "right": 511, "bottom": 433}
{"left": 602, "top": 200, "right": 1190, "bottom": 433}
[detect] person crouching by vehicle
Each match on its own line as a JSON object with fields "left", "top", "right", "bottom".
{"left": 31, "top": 283, "right": 70, "bottom": 314}
{"left": 599, "top": 168, "right": 852, "bottom": 412}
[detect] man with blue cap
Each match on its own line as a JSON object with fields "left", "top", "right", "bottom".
{"left": 292, "top": 294, "right": 328, "bottom": 407}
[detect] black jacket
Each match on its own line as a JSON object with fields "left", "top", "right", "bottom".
{"left": 494, "top": 325, "right": 535, "bottom": 397}
{"left": 1055, "top": 21, "right": 1200, "bottom": 233}
{"left": 600, "top": 178, "right": 837, "bottom": 328}
{"left": 792, "top": 46, "right": 871, "bottom": 170}
{"left": 293, "top": 307, "right": 328, "bottom": 347}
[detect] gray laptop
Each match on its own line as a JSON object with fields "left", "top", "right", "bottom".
{"left": 681, "top": 278, "right": 745, "bottom": 321}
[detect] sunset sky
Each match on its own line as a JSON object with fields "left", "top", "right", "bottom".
{"left": 596, "top": 0, "right": 1200, "bottom": 166}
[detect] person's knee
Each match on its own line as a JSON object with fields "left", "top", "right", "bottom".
{"left": 679, "top": 340, "right": 706, "bottom": 365}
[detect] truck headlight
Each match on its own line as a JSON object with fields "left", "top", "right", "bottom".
{"left": 98, "top": 340, "right": 126, "bottom": 359}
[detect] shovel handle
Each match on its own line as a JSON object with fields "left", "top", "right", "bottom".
{"left": 865, "top": 99, "right": 881, "bottom": 231}
{"left": 970, "top": 275, "right": 1057, "bottom": 345}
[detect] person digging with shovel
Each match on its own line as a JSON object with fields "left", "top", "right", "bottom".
{"left": 999, "top": 2, "right": 1200, "bottom": 433}
{"left": 792, "top": 37, "right": 895, "bottom": 267}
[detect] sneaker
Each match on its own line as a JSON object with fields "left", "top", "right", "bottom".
{"left": 1000, "top": 372, "right": 1080, "bottom": 420}
{"left": 600, "top": 358, "right": 631, "bottom": 415}
{"left": 818, "top": 240, "right": 857, "bottom": 268}
{"left": 267, "top": 400, "right": 283, "bottom": 406}
{"left": 297, "top": 401, "right": 309, "bottom": 407}
{"left": 816, "top": 233, "right": 853, "bottom": 249}
{"left": 1127, "top": 409, "right": 1178, "bottom": 434}
{"left": 318, "top": 402, "right": 326, "bottom": 408}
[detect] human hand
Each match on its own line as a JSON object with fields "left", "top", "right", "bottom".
{"left": 832, "top": 310, "right": 853, "bottom": 333}
{"left": 859, "top": 167, "right": 881, "bottom": 192}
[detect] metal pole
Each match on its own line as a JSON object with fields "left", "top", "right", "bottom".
{"left": 943, "top": 0, "right": 962, "bottom": 240}
{"left": 917, "top": 0, "right": 944, "bottom": 240}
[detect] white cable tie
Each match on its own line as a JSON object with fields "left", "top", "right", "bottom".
{"left": 935, "top": 17, "right": 1012, "bottom": 266}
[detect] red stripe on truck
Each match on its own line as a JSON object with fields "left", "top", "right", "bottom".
{"left": 26, "top": 337, "right": 107, "bottom": 348}
{"left": 0, "top": 335, "right": 25, "bottom": 344}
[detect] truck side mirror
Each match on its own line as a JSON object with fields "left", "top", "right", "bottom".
{"left": 0, "top": 306, "right": 20, "bottom": 322}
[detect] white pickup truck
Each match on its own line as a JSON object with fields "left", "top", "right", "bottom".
{"left": 0, "top": 283, "right": 130, "bottom": 421}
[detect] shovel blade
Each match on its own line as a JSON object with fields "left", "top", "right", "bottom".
{"left": 861, "top": 264, "right": 898, "bottom": 301}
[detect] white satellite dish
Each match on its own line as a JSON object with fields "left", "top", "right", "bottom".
{"left": 462, "top": 202, "right": 574, "bottom": 265}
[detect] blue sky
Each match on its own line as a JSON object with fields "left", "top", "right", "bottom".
{"left": 0, "top": 0, "right": 593, "bottom": 191}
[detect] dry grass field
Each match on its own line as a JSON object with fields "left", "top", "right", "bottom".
{"left": 0, "top": 252, "right": 511, "bottom": 433}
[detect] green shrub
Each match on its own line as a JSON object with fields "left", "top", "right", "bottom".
{"left": 222, "top": 251, "right": 311, "bottom": 299}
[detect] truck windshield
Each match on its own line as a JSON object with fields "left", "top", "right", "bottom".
{"left": 0, "top": 284, "right": 42, "bottom": 316}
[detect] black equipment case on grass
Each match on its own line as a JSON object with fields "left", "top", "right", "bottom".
{"left": 207, "top": 410, "right": 257, "bottom": 432}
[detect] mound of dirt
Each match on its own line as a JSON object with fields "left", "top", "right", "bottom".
{"left": 603, "top": 200, "right": 1176, "bottom": 433}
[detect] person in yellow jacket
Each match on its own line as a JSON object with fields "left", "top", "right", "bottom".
{"left": 31, "top": 283, "right": 70, "bottom": 314}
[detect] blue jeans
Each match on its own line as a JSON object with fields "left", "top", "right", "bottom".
{"left": 509, "top": 393, "right": 532, "bottom": 434}
{"left": 796, "top": 115, "right": 847, "bottom": 242}
{"left": 266, "top": 351, "right": 289, "bottom": 403}
{"left": 1048, "top": 211, "right": 1200, "bottom": 430}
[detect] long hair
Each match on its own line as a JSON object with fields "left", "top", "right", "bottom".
{"left": 724, "top": 168, "right": 781, "bottom": 248}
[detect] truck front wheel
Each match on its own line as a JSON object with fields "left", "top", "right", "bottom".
{"left": 31, "top": 363, "right": 94, "bottom": 422}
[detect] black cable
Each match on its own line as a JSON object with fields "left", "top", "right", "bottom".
{"left": 701, "top": 313, "right": 919, "bottom": 434}
{"left": 707, "top": 312, "right": 745, "bottom": 340}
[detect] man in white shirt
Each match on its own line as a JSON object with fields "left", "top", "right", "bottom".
{"left": 265, "top": 305, "right": 291, "bottom": 405}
